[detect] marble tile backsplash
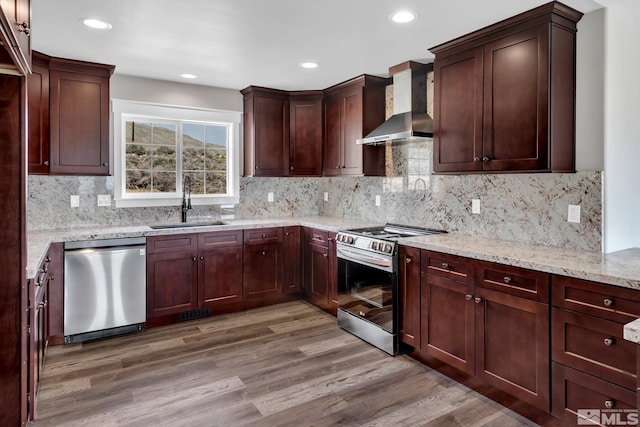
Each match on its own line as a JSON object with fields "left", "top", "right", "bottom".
{"left": 27, "top": 140, "right": 602, "bottom": 252}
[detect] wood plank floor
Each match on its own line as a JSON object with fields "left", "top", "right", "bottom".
{"left": 35, "top": 301, "right": 538, "bottom": 426}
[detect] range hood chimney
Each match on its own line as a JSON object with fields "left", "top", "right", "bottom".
{"left": 357, "top": 61, "right": 433, "bottom": 145}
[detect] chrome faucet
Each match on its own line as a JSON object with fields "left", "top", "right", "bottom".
{"left": 181, "top": 175, "right": 192, "bottom": 223}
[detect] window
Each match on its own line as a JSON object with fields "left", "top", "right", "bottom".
{"left": 112, "top": 100, "right": 241, "bottom": 207}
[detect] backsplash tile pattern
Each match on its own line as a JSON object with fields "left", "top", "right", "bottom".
{"left": 28, "top": 140, "right": 602, "bottom": 251}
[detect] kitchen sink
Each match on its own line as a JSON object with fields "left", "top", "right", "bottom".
{"left": 148, "top": 221, "right": 227, "bottom": 229}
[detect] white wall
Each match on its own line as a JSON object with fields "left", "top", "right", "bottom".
{"left": 600, "top": 0, "right": 640, "bottom": 252}
{"left": 575, "top": 9, "right": 605, "bottom": 171}
{"left": 110, "top": 74, "right": 243, "bottom": 112}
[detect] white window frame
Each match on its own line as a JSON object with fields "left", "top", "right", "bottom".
{"left": 112, "top": 99, "right": 241, "bottom": 208}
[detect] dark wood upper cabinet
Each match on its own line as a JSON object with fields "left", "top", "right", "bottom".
{"left": 431, "top": 2, "right": 583, "bottom": 173}
{"left": 48, "top": 56, "right": 114, "bottom": 175}
{"left": 0, "top": 0, "right": 31, "bottom": 75}
{"left": 27, "top": 52, "right": 50, "bottom": 174}
{"left": 242, "top": 86, "right": 289, "bottom": 177}
{"left": 289, "top": 92, "right": 323, "bottom": 176}
{"left": 322, "top": 75, "right": 388, "bottom": 176}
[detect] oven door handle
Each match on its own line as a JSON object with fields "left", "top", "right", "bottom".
{"left": 336, "top": 246, "right": 394, "bottom": 272}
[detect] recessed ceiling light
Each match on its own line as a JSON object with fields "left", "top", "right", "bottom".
{"left": 81, "top": 18, "right": 113, "bottom": 30}
{"left": 180, "top": 73, "right": 198, "bottom": 79}
{"left": 299, "top": 62, "right": 319, "bottom": 69}
{"left": 390, "top": 10, "right": 418, "bottom": 24}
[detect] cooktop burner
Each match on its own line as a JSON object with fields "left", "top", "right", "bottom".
{"left": 344, "top": 224, "right": 446, "bottom": 241}
{"left": 336, "top": 224, "right": 446, "bottom": 256}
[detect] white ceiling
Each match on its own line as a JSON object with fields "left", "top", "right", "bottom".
{"left": 31, "top": 0, "right": 603, "bottom": 91}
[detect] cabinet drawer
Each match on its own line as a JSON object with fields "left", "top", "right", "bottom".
{"left": 146, "top": 233, "right": 198, "bottom": 254}
{"left": 476, "top": 260, "right": 549, "bottom": 302}
{"left": 552, "top": 275, "right": 640, "bottom": 324}
{"left": 552, "top": 308, "right": 637, "bottom": 390}
{"left": 243, "top": 227, "right": 283, "bottom": 245}
{"left": 421, "top": 250, "right": 472, "bottom": 284}
{"left": 199, "top": 230, "right": 242, "bottom": 249}
{"left": 552, "top": 362, "right": 637, "bottom": 421}
{"left": 307, "top": 228, "right": 329, "bottom": 247}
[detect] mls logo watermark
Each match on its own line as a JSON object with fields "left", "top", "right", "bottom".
{"left": 578, "top": 409, "right": 639, "bottom": 425}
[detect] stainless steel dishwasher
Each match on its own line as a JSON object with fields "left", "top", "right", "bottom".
{"left": 64, "top": 237, "right": 146, "bottom": 344}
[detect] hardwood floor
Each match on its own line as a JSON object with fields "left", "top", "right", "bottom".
{"left": 36, "top": 301, "right": 537, "bottom": 426}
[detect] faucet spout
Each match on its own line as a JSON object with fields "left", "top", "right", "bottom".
{"left": 182, "top": 175, "right": 192, "bottom": 223}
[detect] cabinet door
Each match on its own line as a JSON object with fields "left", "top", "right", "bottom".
{"left": 341, "top": 86, "right": 364, "bottom": 175}
{"left": 199, "top": 246, "right": 243, "bottom": 308}
{"left": 328, "top": 232, "right": 338, "bottom": 315}
{"left": 27, "top": 56, "right": 50, "bottom": 174}
{"left": 308, "top": 243, "right": 329, "bottom": 308}
{"left": 283, "top": 226, "right": 301, "bottom": 294}
{"left": 243, "top": 242, "right": 283, "bottom": 301}
{"left": 289, "top": 97, "right": 322, "bottom": 176}
{"left": 49, "top": 69, "right": 110, "bottom": 175}
{"left": 399, "top": 246, "right": 420, "bottom": 348}
{"left": 323, "top": 94, "right": 342, "bottom": 176}
{"left": 433, "top": 47, "right": 483, "bottom": 173}
{"left": 253, "top": 95, "right": 288, "bottom": 176}
{"left": 421, "top": 273, "right": 474, "bottom": 374}
{"left": 146, "top": 251, "right": 198, "bottom": 317}
{"left": 46, "top": 242, "right": 64, "bottom": 346}
{"left": 475, "top": 286, "right": 550, "bottom": 411}
{"left": 483, "top": 26, "right": 548, "bottom": 171}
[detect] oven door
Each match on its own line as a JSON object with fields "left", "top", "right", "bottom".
{"left": 337, "top": 250, "right": 397, "bottom": 334}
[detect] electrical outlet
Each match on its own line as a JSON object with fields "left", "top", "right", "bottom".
{"left": 568, "top": 204, "right": 581, "bottom": 223}
{"left": 70, "top": 195, "right": 80, "bottom": 208}
{"left": 324, "top": 192, "right": 329, "bottom": 202}
{"left": 97, "top": 194, "right": 111, "bottom": 207}
{"left": 267, "top": 192, "right": 274, "bottom": 202}
{"left": 375, "top": 195, "right": 381, "bottom": 206}
{"left": 472, "top": 199, "right": 481, "bottom": 214}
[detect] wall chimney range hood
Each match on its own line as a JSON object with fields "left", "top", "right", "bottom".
{"left": 357, "top": 61, "right": 433, "bottom": 145}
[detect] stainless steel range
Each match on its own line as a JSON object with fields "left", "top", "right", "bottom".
{"left": 335, "top": 224, "right": 446, "bottom": 355}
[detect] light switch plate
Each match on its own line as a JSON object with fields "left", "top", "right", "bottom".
{"left": 267, "top": 192, "right": 274, "bottom": 202}
{"left": 375, "top": 195, "right": 381, "bottom": 206}
{"left": 70, "top": 195, "right": 80, "bottom": 208}
{"left": 472, "top": 199, "right": 481, "bottom": 214}
{"left": 568, "top": 204, "right": 581, "bottom": 223}
{"left": 324, "top": 192, "right": 329, "bottom": 202}
{"left": 97, "top": 194, "right": 111, "bottom": 207}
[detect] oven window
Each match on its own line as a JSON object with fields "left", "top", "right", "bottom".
{"left": 338, "top": 259, "right": 396, "bottom": 332}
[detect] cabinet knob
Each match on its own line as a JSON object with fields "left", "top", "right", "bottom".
{"left": 199, "top": 256, "right": 204, "bottom": 260}
{"left": 441, "top": 262, "right": 449, "bottom": 270}
{"left": 603, "top": 298, "right": 614, "bottom": 307}
{"left": 261, "top": 234, "right": 266, "bottom": 238}
{"left": 474, "top": 297, "right": 482, "bottom": 304}
{"left": 604, "top": 337, "right": 615, "bottom": 346}
{"left": 406, "top": 257, "right": 412, "bottom": 264}
{"left": 323, "top": 253, "right": 328, "bottom": 258}
{"left": 290, "top": 166, "right": 294, "bottom": 170}
{"left": 50, "top": 276, "right": 54, "bottom": 281}
{"left": 43, "top": 160, "right": 49, "bottom": 166}
{"left": 465, "top": 294, "right": 473, "bottom": 301}
{"left": 482, "top": 156, "right": 490, "bottom": 162}
{"left": 285, "top": 232, "right": 289, "bottom": 236}
{"left": 192, "top": 257, "right": 197, "bottom": 261}
{"left": 503, "top": 276, "right": 512, "bottom": 284}
{"left": 102, "top": 162, "right": 108, "bottom": 167}
{"left": 262, "top": 251, "right": 266, "bottom": 255}
{"left": 16, "top": 21, "right": 30, "bottom": 35}
{"left": 605, "top": 400, "right": 615, "bottom": 409}
{"left": 473, "top": 157, "right": 481, "bottom": 162}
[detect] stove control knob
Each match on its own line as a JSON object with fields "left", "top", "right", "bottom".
{"left": 347, "top": 236, "right": 354, "bottom": 244}
{"left": 371, "top": 242, "right": 378, "bottom": 250}
{"left": 385, "top": 244, "right": 392, "bottom": 253}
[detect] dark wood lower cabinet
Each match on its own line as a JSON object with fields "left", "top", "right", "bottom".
{"left": 283, "top": 226, "right": 301, "bottom": 294}
{"left": 475, "top": 287, "right": 550, "bottom": 411}
{"left": 199, "top": 245, "right": 243, "bottom": 308}
{"left": 243, "top": 242, "right": 283, "bottom": 301}
{"left": 147, "top": 250, "right": 198, "bottom": 317}
{"left": 399, "top": 246, "right": 420, "bottom": 348}
{"left": 420, "top": 272, "right": 475, "bottom": 374}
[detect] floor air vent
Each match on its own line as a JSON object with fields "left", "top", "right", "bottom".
{"left": 179, "top": 308, "right": 211, "bottom": 322}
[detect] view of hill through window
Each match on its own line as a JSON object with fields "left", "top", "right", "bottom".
{"left": 125, "top": 121, "right": 227, "bottom": 195}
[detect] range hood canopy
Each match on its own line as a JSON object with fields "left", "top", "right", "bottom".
{"left": 357, "top": 61, "right": 433, "bottom": 145}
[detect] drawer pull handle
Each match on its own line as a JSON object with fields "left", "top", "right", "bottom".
{"left": 406, "top": 258, "right": 412, "bottom": 264}
{"left": 474, "top": 297, "right": 482, "bottom": 304}
{"left": 261, "top": 234, "right": 266, "bottom": 238}
{"left": 465, "top": 294, "right": 473, "bottom": 301}
{"left": 603, "top": 298, "right": 614, "bottom": 307}
{"left": 605, "top": 400, "right": 615, "bottom": 409}
{"left": 503, "top": 276, "right": 512, "bottom": 283}
{"left": 262, "top": 251, "right": 266, "bottom": 256}
{"left": 604, "top": 338, "right": 615, "bottom": 346}
{"left": 441, "top": 262, "right": 449, "bottom": 270}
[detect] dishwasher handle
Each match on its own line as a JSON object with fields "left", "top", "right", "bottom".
{"left": 65, "top": 245, "right": 146, "bottom": 256}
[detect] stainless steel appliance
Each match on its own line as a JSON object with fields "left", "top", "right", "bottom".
{"left": 336, "top": 224, "right": 445, "bottom": 355}
{"left": 64, "top": 237, "right": 146, "bottom": 344}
